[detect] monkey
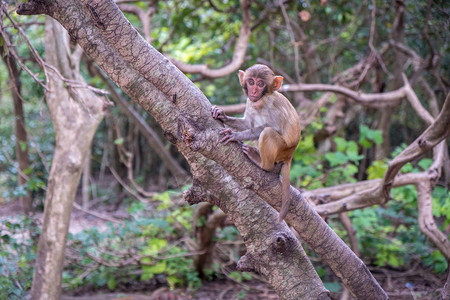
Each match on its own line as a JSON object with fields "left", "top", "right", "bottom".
{"left": 211, "top": 64, "right": 301, "bottom": 223}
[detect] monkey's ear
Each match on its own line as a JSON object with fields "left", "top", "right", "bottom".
{"left": 238, "top": 70, "right": 245, "bottom": 87}
{"left": 272, "top": 76, "right": 283, "bottom": 91}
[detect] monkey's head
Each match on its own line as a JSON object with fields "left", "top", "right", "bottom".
{"left": 238, "top": 64, "right": 283, "bottom": 105}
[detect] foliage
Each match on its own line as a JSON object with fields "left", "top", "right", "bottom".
{"left": 63, "top": 190, "right": 202, "bottom": 292}
{"left": 0, "top": 217, "right": 39, "bottom": 300}
{"left": 349, "top": 156, "right": 450, "bottom": 273}
{"left": 292, "top": 122, "right": 378, "bottom": 188}
{"left": 0, "top": 37, "right": 53, "bottom": 205}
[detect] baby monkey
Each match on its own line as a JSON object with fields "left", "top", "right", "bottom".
{"left": 211, "top": 64, "right": 301, "bottom": 223}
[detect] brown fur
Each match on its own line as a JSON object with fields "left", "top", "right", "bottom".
{"left": 211, "top": 64, "right": 301, "bottom": 223}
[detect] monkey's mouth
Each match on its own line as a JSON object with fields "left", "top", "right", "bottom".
{"left": 248, "top": 96, "right": 260, "bottom": 102}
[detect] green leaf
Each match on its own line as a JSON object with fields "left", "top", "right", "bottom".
{"left": 372, "top": 131, "right": 383, "bottom": 145}
{"left": 141, "top": 267, "right": 155, "bottom": 281}
{"left": 146, "top": 238, "right": 167, "bottom": 254}
{"left": 367, "top": 160, "right": 387, "bottom": 180}
{"left": 325, "top": 152, "right": 348, "bottom": 167}
{"left": 345, "top": 164, "right": 358, "bottom": 175}
{"left": 237, "top": 290, "right": 247, "bottom": 299}
{"left": 114, "top": 138, "right": 124, "bottom": 145}
{"left": 334, "top": 137, "right": 347, "bottom": 152}
{"left": 229, "top": 271, "right": 242, "bottom": 282}
{"left": 324, "top": 281, "right": 341, "bottom": 293}
{"left": 167, "top": 275, "right": 183, "bottom": 289}
{"left": 23, "top": 166, "right": 33, "bottom": 175}
{"left": 241, "top": 272, "right": 252, "bottom": 280}
{"left": 147, "top": 261, "right": 167, "bottom": 274}
{"left": 401, "top": 162, "right": 413, "bottom": 173}
{"left": 418, "top": 158, "right": 433, "bottom": 170}
{"left": 107, "top": 277, "right": 116, "bottom": 290}
{"left": 19, "top": 141, "right": 27, "bottom": 152}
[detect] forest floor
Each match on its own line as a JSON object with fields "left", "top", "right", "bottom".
{"left": 0, "top": 201, "right": 444, "bottom": 300}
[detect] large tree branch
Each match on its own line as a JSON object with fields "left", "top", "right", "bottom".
{"left": 183, "top": 153, "right": 329, "bottom": 299}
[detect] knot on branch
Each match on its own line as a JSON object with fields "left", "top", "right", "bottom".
{"left": 417, "top": 138, "right": 429, "bottom": 149}
{"left": 85, "top": 3, "right": 107, "bottom": 30}
{"left": 236, "top": 253, "right": 256, "bottom": 272}
{"left": 427, "top": 167, "right": 440, "bottom": 186}
{"left": 272, "top": 232, "right": 295, "bottom": 254}
{"left": 16, "top": 0, "right": 49, "bottom": 15}
{"left": 183, "top": 184, "right": 203, "bottom": 205}
{"left": 177, "top": 115, "right": 201, "bottom": 151}
{"left": 163, "top": 131, "right": 178, "bottom": 145}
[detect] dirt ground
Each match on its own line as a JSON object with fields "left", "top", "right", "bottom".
{"left": 0, "top": 201, "right": 445, "bottom": 300}
{"left": 60, "top": 271, "right": 442, "bottom": 300}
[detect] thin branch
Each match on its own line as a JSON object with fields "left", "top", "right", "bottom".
{"left": 278, "top": 0, "right": 301, "bottom": 81}
{"left": 107, "top": 163, "right": 155, "bottom": 202}
{"left": 1, "top": 3, "right": 49, "bottom": 89}
{"left": 314, "top": 93, "right": 450, "bottom": 215}
{"left": 169, "top": 0, "right": 251, "bottom": 78}
{"left": 281, "top": 82, "right": 407, "bottom": 107}
{"left": 73, "top": 203, "right": 122, "bottom": 224}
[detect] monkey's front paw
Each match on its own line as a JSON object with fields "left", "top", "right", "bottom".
{"left": 219, "top": 128, "right": 236, "bottom": 145}
{"left": 211, "top": 105, "right": 225, "bottom": 120}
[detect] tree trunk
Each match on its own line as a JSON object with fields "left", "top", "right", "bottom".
{"left": 30, "top": 18, "right": 104, "bottom": 300}
{"left": 375, "top": 0, "right": 406, "bottom": 160}
{"left": 82, "top": 149, "right": 91, "bottom": 208}
{"left": 3, "top": 50, "right": 32, "bottom": 215}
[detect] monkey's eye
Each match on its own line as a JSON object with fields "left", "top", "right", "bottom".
{"left": 257, "top": 81, "right": 265, "bottom": 87}
{"left": 248, "top": 79, "right": 255, "bottom": 85}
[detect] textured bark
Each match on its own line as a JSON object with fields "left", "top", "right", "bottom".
{"left": 416, "top": 179, "right": 450, "bottom": 259}
{"left": 29, "top": 18, "right": 104, "bottom": 300}
{"left": 442, "top": 269, "right": 450, "bottom": 300}
{"left": 183, "top": 154, "right": 329, "bottom": 299}
{"left": 193, "top": 203, "right": 226, "bottom": 277}
{"left": 17, "top": 1, "right": 386, "bottom": 299}
{"left": 81, "top": 149, "right": 91, "bottom": 208}
{"left": 3, "top": 51, "right": 32, "bottom": 215}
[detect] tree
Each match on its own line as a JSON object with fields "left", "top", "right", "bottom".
{"left": 1, "top": 47, "right": 32, "bottom": 215}
{"left": 25, "top": 17, "right": 105, "bottom": 299}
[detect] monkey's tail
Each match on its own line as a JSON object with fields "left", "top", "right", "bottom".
{"left": 278, "top": 161, "right": 291, "bottom": 224}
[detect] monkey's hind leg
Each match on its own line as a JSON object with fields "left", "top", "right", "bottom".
{"left": 242, "top": 144, "right": 262, "bottom": 166}
{"left": 258, "top": 127, "right": 286, "bottom": 171}
{"left": 242, "top": 143, "right": 283, "bottom": 173}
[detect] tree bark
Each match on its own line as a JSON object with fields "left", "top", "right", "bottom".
{"left": 3, "top": 50, "right": 32, "bottom": 215}
{"left": 29, "top": 18, "right": 104, "bottom": 300}
{"left": 81, "top": 149, "right": 91, "bottom": 208}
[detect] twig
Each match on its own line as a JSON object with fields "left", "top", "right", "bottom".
{"left": 169, "top": 0, "right": 251, "bottom": 78}
{"left": 278, "top": 0, "right": 300, "bottom": 82}
{"left": 1, "top": 3, "right": 49, "bottom": 89}
{"left": 107, "top": 163, "right": 154, "bottom": 202}
{"left": 72, "top": 202, "right": 121, "bottom": 224}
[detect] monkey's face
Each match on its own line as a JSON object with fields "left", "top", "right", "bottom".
{"left": 245, "top": 78, "right": 268, "bottom": 102}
